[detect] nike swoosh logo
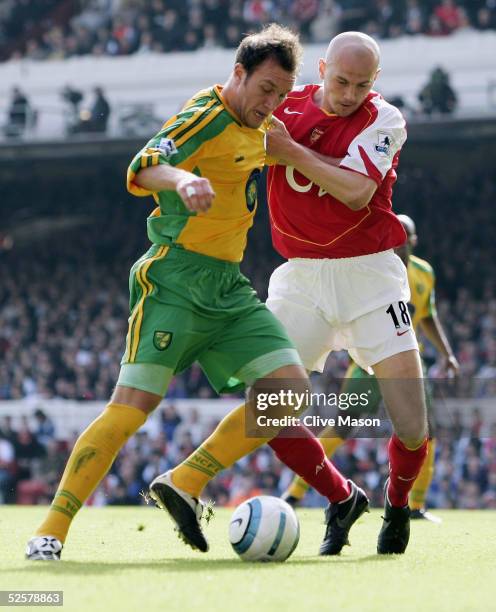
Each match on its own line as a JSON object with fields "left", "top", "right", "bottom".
{"left": 231, "top": 518, "right": 243, "bottom": 527}
{"left": 284, "top": 108, "right": 303, "bottom": 115}
{"left": 396, "top": 330, "right": 410, "bottom": 337}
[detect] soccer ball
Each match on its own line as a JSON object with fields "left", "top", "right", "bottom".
{"left": 229, "top": 495, "right": 300, "bottom": 562}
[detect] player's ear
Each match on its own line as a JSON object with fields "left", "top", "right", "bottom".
{"left": 373, "top": 67, "right": 381, "bottom": 84}
{"left": 318, "top": 59, "right": 326, "bottom": 80}
{"left": 411, "top": 233, "right": 418, "bottom": 248}
{"left": 233, "top": 63, "right": 246, "bottom": 85}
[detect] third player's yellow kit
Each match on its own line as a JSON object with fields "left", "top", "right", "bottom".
{"left": 407, "top": 254, "right": 436, "bottom": 337}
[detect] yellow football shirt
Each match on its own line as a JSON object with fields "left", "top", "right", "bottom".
{"left": 127, "top": 86, "right": 270, "bottom": 262}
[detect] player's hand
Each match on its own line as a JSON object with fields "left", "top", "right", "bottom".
{"left": 444, "top": 354, "right": 460, "bottom": 377}
{"left": 265, "top": 116, "right": 297, "bottom": 165}
{"left": 176, "top": 176, "right": 215, "bottom": 213}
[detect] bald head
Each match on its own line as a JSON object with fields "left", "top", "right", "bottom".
{"left": 395, "top": 214, "right": 418, "bottom": 264}
{"left": 397, "top": 214, "right": 417, "bottom": 238}
{"left": 325, "top": 32, "right": 380, "bottom": 71}
{"left": 317, "top": 32, "right": 380, "bottom": 116}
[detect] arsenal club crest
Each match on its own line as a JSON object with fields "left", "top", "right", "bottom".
{"left": 310, "top": 127, "right": 324, "bottom": 144}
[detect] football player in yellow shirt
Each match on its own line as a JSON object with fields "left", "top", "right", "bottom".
{"left": 283, "top": 214, "right": 459, "bottom": 521}
{"left": 27, "top": 25, "right": 366, "bottom": 561}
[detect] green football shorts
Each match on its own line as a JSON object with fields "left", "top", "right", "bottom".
{"left": 118, "top": 245, "right": 302, "bottom": 396}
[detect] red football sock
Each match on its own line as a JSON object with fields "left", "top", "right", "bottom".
{"left": 269, "top": 425, "right": 351, "bottom": 503}
{"left": 387, "top": 434, "right": 428, "bottom": 507}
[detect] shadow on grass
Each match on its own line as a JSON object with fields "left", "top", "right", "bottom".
{"left": 21, "top": 554, "right": 397, "bottom": 575}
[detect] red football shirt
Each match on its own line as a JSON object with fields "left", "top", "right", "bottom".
{"left": 267, "top": 85, "right": 407, "bottom": 259}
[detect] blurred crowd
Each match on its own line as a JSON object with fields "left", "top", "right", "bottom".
{"left": 1, "top": 405, "right": 495, "bottom": 509}
{"left": 1, "top": 0, "right": 496, "bottom": 62}
{"left": 0, "top": 158, "right": 495, "bottom": 401}
{"left": 1, "top": 141, "right": 495, "bottom": 510}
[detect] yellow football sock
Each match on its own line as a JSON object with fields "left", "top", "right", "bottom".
{"left": 320, "top": 433, "right": 346, "bottom": 458}
{"left": 410, "top": 438, "right": 436, "bottom": 510}
{"left": 285, "top": 433, "right": 345, "bottom": 501}
{"left": 286, "top": 476, "right": 311, "bottom": 500}
{"left": 35, "top": 403, "right": 146, "bottom": 543}
{"left": 172, "top": 404, "right": 265, "bottom": 497}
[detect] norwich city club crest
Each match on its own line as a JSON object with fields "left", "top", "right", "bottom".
{"left": 245, "top": 168, "right": 261, "bottom": 211}
{"left": 153, "top": 331, "right": 172, "bottom": 351}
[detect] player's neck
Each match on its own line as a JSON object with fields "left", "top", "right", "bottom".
{"left": 220, "top": 80, "right": 242, "bottom": 122}
{"left": 312, "top": 85, "right": 335, "bottom": 114}
{"left": 312, "top": 85, "right": 324, "bottom": 107}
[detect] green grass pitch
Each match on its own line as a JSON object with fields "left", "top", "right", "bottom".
{"left": 0, "top": 506, "right": 493, "bottom": 612}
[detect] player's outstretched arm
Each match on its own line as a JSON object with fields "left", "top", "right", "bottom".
{"left": 266, "top": 117, "right": 375, "bottom": 210}
{"left": 419, "top": 315, "right": 460, "bottom": 376}
{"left": 135, "top": 165, "right": 215, "bottom": 213}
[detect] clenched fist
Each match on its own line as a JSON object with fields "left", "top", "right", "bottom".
{"left": 176, "top": 176, "right": 215, "bottom": 213}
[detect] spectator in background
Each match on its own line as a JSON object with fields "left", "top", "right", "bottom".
{"left": 476, "top": 6, "right": 496, "bottom": 31}
{"left": 4, "top": 86, "right": 31, "bottom": 138}
{"left": 159, "top": 10, "right": 186, "bottom": 52}
{"left": 33, "top": 409, "right": 55, "bottom": 447}
{"left": 61, "top": 85, "right": 84, "bottom": 133}
{"left": 418, "top": 66, "right": 458, "bottom": 114}
{"left": 434, "top": 0, "right": 464, "bottom": 34}
{"left": 73, "top": 86, "right": 111, "bottom": 133}
{"left": 0, "top": 435, "right": 16, "bottom": 503}
{"left": 173, "top": 408, "right": 204, "bottom": 447}
{"left": 202, "top": 23, "right": 219, "bottom": 49}
{"left": 24, "top": 39, "right": 46, "bottom": 60}
{"left": 90, "top": 86, "right": 111, "bottom": 132}
{"left": 136, "top": 30, "right": 154, "bottom": 54}
{"left": 243, "top": 0, "right": 273, "bottom": 26}
{"left": 405, "top": 0, "right": 425, "bottom": 35}
{"left": 61, "top": 85, "right": 83, "bottom": 114}
{"left": 373, "top": 0, "right": 398, "bottom": 39}
{"left": 291, "top": 0, "right": 319, "bottom": 41}
{"left": 339, "top": 0, "right": 371, "bottom": 31}
{"left": 0, "top": 417, "right": 16, "bottom": 445}
{"left": 37, "top": 438, "right": 66, "bottom": 500}
{"left": 223, "top": 23, "right": 243, "bottom": 49}
{"left": 13, "top": 417, "right": 45, "bottom": 481}
{"left": 311, "top": 0, "right": 342, "bottom": 43}
{"left": 160, "top": 405, "right": 182, "bottom": 442}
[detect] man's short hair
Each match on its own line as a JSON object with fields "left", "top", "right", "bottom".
{"left": 235, "top": 24, "right": 302, "bottom": 77}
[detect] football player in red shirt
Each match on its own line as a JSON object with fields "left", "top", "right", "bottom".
{"left": 266, "top": 31, "right": 428, "bottom": 554}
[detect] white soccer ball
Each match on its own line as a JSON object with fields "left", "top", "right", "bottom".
{"left": 229, "top": 495, "right": 300, "bottom": 562}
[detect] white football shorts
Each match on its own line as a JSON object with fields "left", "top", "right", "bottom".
{"left": 266, "top": 249, "right": 418, "bottom": 372}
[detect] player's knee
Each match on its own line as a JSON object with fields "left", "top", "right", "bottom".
{"left": 253, "top": 366, "right": 311, "bottom": 416}
{"left": 111, "top": 385, "right": 161, "bottom": 414}
{"left": 395, "top": 418, "right": 428, "bottom": 448}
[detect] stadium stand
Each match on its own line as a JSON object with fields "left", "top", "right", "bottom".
{"left": 1, "top": 155, "right": 495, "bottom": 403}
{"left": 0, "top": 147, "right": 495, "bottom": 508}
{"left": 1, "top": 0, "right": 496, "bottom": 61}
{"left": 0, "top": 18, "right": 494, "bottom": 510}
{"left": 1, "top": 402, "right": 495, "bottom": 509}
